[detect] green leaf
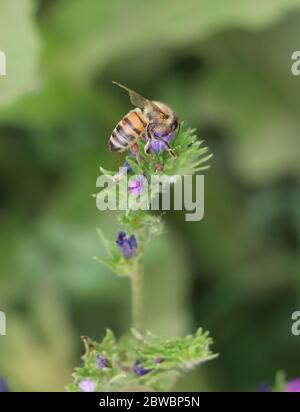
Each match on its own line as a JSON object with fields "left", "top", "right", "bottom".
{"left": 274, "top": 371, "right": 287, "bottom": 392}
{"left": 136, "top": 328, "right": 218, "bottom": 371}
{"left": 96, "top": 228, "right": 116, "bottom": 258}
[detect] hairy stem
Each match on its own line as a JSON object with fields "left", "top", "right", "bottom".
{"left": 131, "top": 256, "right": 144, "bottom": 334}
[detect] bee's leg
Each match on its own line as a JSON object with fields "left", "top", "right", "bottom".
{"left": 144, "top": 125, "right": 153, "bottom": 156}
{"left": 144, "top": 139, "right": 152, "bottom": 155}
{"left": 130, "top": 141, "right": 139, "bottom": 156}
{"left": 153, "top": 136, "right": 177, "bottom": 159}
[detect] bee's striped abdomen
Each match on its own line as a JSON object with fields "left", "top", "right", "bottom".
{"left": 109, "top": 109, "right": 147, "bottom": 152}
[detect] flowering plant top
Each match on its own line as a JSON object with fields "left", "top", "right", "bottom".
{"left": 68, "top": 83, "right": 216, "bottom": 392}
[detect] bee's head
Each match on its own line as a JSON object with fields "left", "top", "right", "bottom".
{"left": 170, "top": 117, "right": 179, "bottom": 131}
{"left": 151, "top": 101, "right": 178, "bottom": 124}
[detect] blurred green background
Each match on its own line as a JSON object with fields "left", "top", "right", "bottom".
{"left": 1, "top": 0, "right": 300, "bottom": 391}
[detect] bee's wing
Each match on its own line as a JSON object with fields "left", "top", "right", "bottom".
{"left": 112, "top": 81, "right": 149, "bottom": 109}
{"left": 112, "top": 81, "right": 169, "bottom": 119}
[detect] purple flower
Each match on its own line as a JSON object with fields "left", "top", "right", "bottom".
{"left": 129, "top": 175, "right": 147, "bottom": 196}
{"left": 79, "top": 379, "right": 96, "bottom": 392}
{"left": 286, "top": 378, "right": 300, "bottom": 392}
{"left": 116, "top": 232, "right": 138, "bottom": 259}
{"left": 0, "top": 378, "right": 8, "bottom": 392}
{"left": 133, "top": 361, "right": 151, "bottom": 377}
{"left": 148, "top": 131, "right": 175, "bottom": 153}
{"left": 97, "top": 355, "right": 108, "bottom": 369}
{"left": 257, "top": 383, "right": 271, "bottom": 392}
{"left": 123, "top": 161, "right": 132, "bottom": 172}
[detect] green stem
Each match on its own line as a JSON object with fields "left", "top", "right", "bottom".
{"left": 131, "top": 256, "right": 144, "bottom": 334}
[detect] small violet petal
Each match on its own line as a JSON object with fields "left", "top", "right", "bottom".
{"left": 79, "top": 379, "right": 96, "bottom": 392}
{"left": 116, "top": 232, "right": 138, "bottom": 259}
{"left": 129, "top": 175, "right": 146, "bottom": 196}
{"left": 97, "top": 355, "right": 108, "bottom": 369}
{"left": 133, "top": 361, "right": 151, "bottom": 377}
{"left": 257, "top": 383, "right": 271, "bottom": 392}
{"left": 0, "top": 378, "right": 9, "bottom": 393}
{"left": 148, "top": 131, "right": 175, "bottom": 153}
{"left": 286, "top": 378, "right": 300, "bottom": 392}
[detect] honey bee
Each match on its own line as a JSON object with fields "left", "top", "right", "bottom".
{"left": 109, "top": 81, "right": 179, "bottom": 158}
